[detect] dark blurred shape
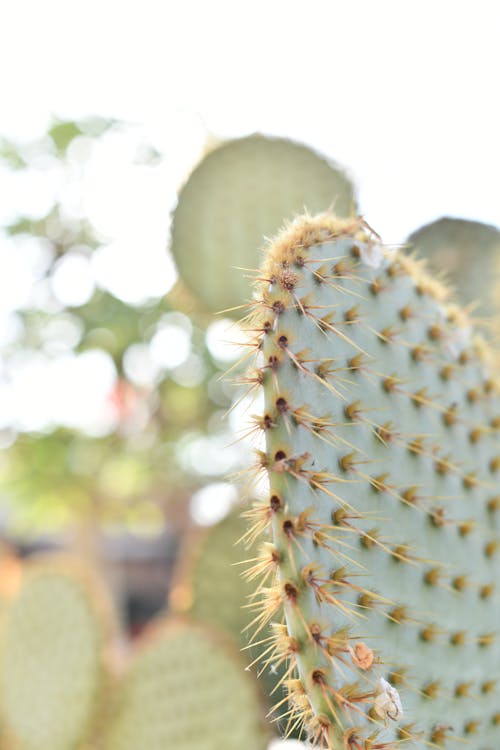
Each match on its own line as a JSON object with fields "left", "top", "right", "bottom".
{"left": 104, "top": 529, "right": 180, "bottom": 636}
{"left": 8, "top": 528, "right": 180, "bottom": 636}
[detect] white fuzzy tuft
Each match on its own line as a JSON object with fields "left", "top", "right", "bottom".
{"left": 359, "top": 242, "right": 384, "bottom": 269}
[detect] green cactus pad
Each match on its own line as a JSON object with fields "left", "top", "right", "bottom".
{"left": 0, "top": 558, "right": 113, "bottom": 750}
{"left": 241, "top": 214, "right": 500, "bottom": 749}
{"left": 408, "top": 217, "right": 500, "bottom": 317}
{"left": 170, "top": 508, "right": 293, "bottom": 728}
{"left": 171, "top": 508, "right": 253, "bottom": 639}
{"left": 170, "top": 134, "right": 355, "bottom": 315}
{"left": 103, "top": 619, "right": 268, "bottom": 750}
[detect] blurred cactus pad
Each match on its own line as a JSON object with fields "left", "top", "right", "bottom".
{"left": 408, "top": 217, "right": 500, "bottom": 318}
{"left": 103, "top": 619, "right": 269, "bottom": 750}
{"left": 171, "top": 508, "right": 252, "bottom": 639}
{"left": 0, "top": 559, "right": 114, "bottom": 750}
{"left": 170, "top": 134, "right": 355, "bottom": 315}
{"left": 241, "top": 214, "right": 500, "bottom": 748}
{"left": 170, "top": 508, "right": 290, "bottom": 725}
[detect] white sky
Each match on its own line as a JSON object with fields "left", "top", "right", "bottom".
{"left": 1, "top": 0, "right": 499, "bottom": 243}
{"left": 0, "top": 0, "right": 499, "bottom": 441}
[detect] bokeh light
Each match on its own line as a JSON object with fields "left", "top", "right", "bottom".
{"left": 190, "top": 482, "right": 239, "bottom": 526}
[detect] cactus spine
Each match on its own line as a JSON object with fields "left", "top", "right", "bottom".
{"left": 241, "top": 214, "right": 500, "bottom": 749}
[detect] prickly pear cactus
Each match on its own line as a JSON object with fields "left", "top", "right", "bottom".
{"left": 408, "top": 217, "right": 500, "bottom": 317}
{"left": 103, "top": 619, "right": 269, "bottom": 750}
{"left": 170, "top": 134, "right": 355, "bottom": 315}
{"left": 170, "top": 508, "right": 253, "bottom": 640}
{"left": 242, "top": 214, "right": 500, "bottom": 749}
{"left": 170, "top": 508, "right": 292, "bottom": 729}
{"left": 0, "top": 558, "right": 114, "bottom": 750}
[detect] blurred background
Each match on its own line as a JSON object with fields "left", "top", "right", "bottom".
{"left": 0, "top": 2, "right": 499, "bottom": 748}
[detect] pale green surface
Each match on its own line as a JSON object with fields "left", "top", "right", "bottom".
{"left": 186, "top": 510, "right": 291, "bottom": 730}
{"left": 190, "top": 510, "right": 253, "bottom": 640}
{"left": 171, "top": 135, "right": 355, "bottom": 314}
{"left": 255, "top": 225, "right": 500, "bottom": 748}
{"left": 408, "top": 216, "right": 500, "bottom": 317}
{"left": 104, "top": 622, "right": 268, "bottom": 750}
{"left": 0, "top": 569, "right": 104, "bottom": 750}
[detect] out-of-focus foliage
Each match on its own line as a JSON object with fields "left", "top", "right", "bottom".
{"left": 0, "top": 119, "right": 245, "bottom": 534}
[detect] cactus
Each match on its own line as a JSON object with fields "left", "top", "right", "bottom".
{"left": 408, "top": 217, "right": 500, "bottom": 318}
{"left": 103, "top": 618, "right": 269, "bottom": 750}
{"left": 170, "top": 508, "right": 254, "bottom": 641}
{"left": 0, "top": 558, "right": 114, "bottom": 750}
{"left": 170, "top": 134, "right": 355, "bottom": 316}
{"left": 240, "top": 213, "right": 500, "bottom": 749}
{"left": 170, "top": 508, "right": 294, "bottom": 732}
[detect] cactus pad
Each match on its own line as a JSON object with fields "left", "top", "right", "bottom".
{"left": 0, "top": 559, "right": 113, "bottom": 750}
{"left": 103, "top": 619, "right": 268, "bottom": 750}
{"left": 242, "top": 214, "right": 500, "bottom": 748}
{"left": 170, "top": 134, "right": 355, "bottom": 315}
{"left": 408, "top": 217, "right": 500, "bottom": 317}
{"left": 170, "top": 509, "right": 253, "bottom": 640}
{"left": 170, "top": 508, "right": 293, "bottom": 728}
